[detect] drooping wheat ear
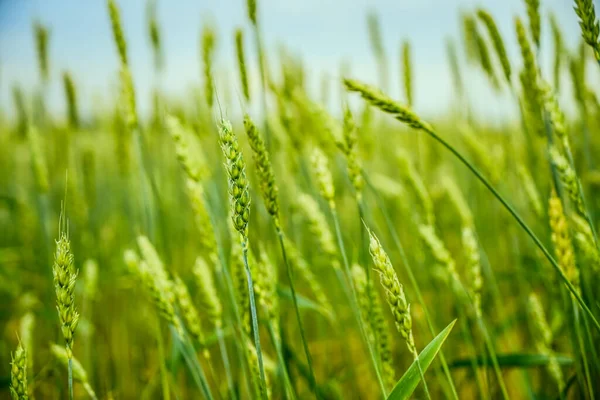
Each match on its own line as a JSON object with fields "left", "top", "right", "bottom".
{"left": 107, "top": 0, "right": 128, "bottom": 66}
{"left": 247, "top": 0, "right": 257, "bottom": 26}
{"left": 401, "top": 40, "right": 413, "bottom": 106}
{"left": 284, "top": 237, "right": 331, "bottom": 311}
{"left": 235, "top": 28, "right": 251, "bottom": 101}
{"left": 50, "top": 344, "right": 98, "bottom": 400}
{"left": 476, "top": 9, "right": 512, "bottom": 83}
{"left": 397, "top": 150, "right": 435, "bottom": 225}
{"left": 53, "top": 217, "right": 79, "bottom": 359}
{"left": 462, "top": 227, "right": 483, "bottom": 317}
{"left": 27, "top": 126, "right": 49, "bottom": 194}
{"left": 19, "top": 313, "right": 35, "bottom": 373}
{"left": 418, "top": 224, "right": 461, "bottom": 286}
{"left": 548, "top": 190, "right": 580, "bottom": 294}
{"left": 244, "top": 114, "right": 280, "bottom": 225}
{"left": 527, "top": 294, "right": 564, "bottom": 391}
{"left": 34, "top": 22, "right": 49, "bottom": 82}
{"left": 167, "top": 115, "right": 206, "bottom": 182}
{"left": 219, "top": 119, "right": 251, "bottom": 240}
{"left": 202, "top": 25, "right": 216, "bottom": 107}
{"left": 297, "top": 193, "right": 340, "bottom": 269}
{"left": 246, "top": 341, "right": 270, "bottom": 398}
{"left": 442, "top": 177, "right": 473, "bottom": 226}
{"left": 137, "top": 259, "right": 184, "bottom": 337}
{"left": 311, "top": 147, "right": 336, "bottom": 208}
{"left": 549, "top": 147, "right": 586, "bottom": 216}
{"left": 344, "top": 78, "right": 432, "bottom": 131}
{"left": 367, "top": 229, "right": 417, "bottom": 356}
{"left": 173, "top": 275, "right": 206, "bottom": 348}
{"left": 351, "top": 264, "right": 395, "bottom": 390}
{"left": 337, "top": 105, "right": 364, "bottom": 199}
{"left": 10, "top": 341, "right": 28, "bottom": 400}
{"left": 517, "top": 165, "right": 544, "bottom": 218}
{"left": 574, "top": 0, "right": 600, "bottom": 62}
{"left": 119, "top": 66, "right": 138, "bottom": 132}
{"left": 83, "top": 259, "right": 99, "bottom": 303}
{"left": 549, "top": 13, "right": 564, "bottom": 90}
{"left": 463, "top": 15, "right": 499, "bottom": 89}
{"left": 520, "top": 69, "right": 544, "bottom": 138}
{"left": 185, "top": 180, "right": 219, "bottom": 262}
{"left": 525, "top": 0, "right": 541, "bottom": 49}
{"left": 193, "top": 257, "right": 223, "bottom": 329}
{"left": 62, "top": 72, "right": 79, "bottom": 129}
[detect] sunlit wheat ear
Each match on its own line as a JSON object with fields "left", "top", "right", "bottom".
{"left": 62, "top": 72, "right": 79, "bottom": 129}
{"left": 219, "top": 119, "right": 251, "bottom": 240}
{"left": 201, "top": 25, "right": 216, "bottom": 107}
{"left": 53, "top": 217, "right": 79, "bottom": 360}
{"left": 462, "top": 227, "right": 483, "bottom": 317}
{"left": 337, "top": 106, "right": 364, "bottom": 199}
{"left": 173, "top": 275, "right": 206, "bottom": 349}
{"left": 463, "top": 14, "right": 499, "bottom": 89}
{"left": 418, "top": 224, "right": 462, "bottom": 289}
{"left": 34, "top": 21, "right": 50, "bottom": 82}
{"left": 235, "top": 28, "right": 250, "bottom": 101}
{"left": 107, "top": 0, "right": 128, "bottom": 65}
{"left": 10, "top": 341, "right": 28, "bottom": 400}
{"left": 574, "top": 0, "right": 600, "bottom": 62}
{"left": 540, "top": 81, "right": 568, "bottom": 145}
{"left": 548, "top": 190, "right": 580, "bottom": 294}
{"left": 401, "top": 40, "right": 413, "bottom": 106}
{"left": 549, "top": 147, "right": 586, "bottom": 216}
{"left": 193, "top": 257, "right": 223, "bottom": 329}
{"left": 516, "top": 17, "right": 540, "bottom": 99}
{"left": 397, "top": 150, "right": 434, "bottom": 226}
{"left": 297, "top": 193, "right": 339, "bottom": 269}
{"left": 351, "top": 264, "right": 396, "bottom": 389}
{"left": 244, "top": 114, "right": 280, "bottom": 225}
{"left": 527, "top": 294, "right": 564, "bottom": 391}
{"left": 524, "top": 0, "right": 541, "bottom": 49}
{"left": 311, "top": 147, "right": 336, "bottom": 208}
{"left": 517, "top": 165, "right": 544, "bottom": 218}
{"left": 343, "top": 78, "right": 432, "bottom": 131}
{"left": 367, "top": 229, "right": 417, "bottom": 357}
{"left": 476, "top": 9, "right": 511, "bottom": 83}
{"left": 50, "top": 344, "right": 98, "bottom": 399}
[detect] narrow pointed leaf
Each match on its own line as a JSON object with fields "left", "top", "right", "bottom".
{"left": 449, "top": 353, "right": 574, "bottom": 369}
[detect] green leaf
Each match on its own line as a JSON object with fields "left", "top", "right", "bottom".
{"left": 277, "top": 286, "right": 334, "bottom": 321}
{"left": 449, "top": 353, "right": 574, "bottom": 369}
{"left": 387, "top": 319, "right": 456, "bottom": 400}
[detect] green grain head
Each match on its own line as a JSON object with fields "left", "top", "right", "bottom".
{"left": 235, "top": 28, "right": 251, "bottom": 101}
{"left": 201, "top": 24, "right": 216, "bottom": 107}
{"left": 10, "top": 342, "right": 28, "bottom": 400}
{"left": 62, "top": 71, "right": 79, "bottom": 129}
{"left": 34, "top": 22, "right": 50, "bottom": 82}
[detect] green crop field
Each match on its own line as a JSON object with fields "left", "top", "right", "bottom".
{"left": 2, "top": 0, "right": 600, "bottom": 398}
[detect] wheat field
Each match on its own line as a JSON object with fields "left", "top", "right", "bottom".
{"left": 2, "top": 0, "right": 600, "bottom": 399}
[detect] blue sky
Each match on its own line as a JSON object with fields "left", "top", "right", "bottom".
{"left": 0, "top": 0, "right": 587, "bottom": 123}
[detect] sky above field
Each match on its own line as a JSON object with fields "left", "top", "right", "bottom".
{"left": 0, "top": 0, "right": 589, "bottom": 123}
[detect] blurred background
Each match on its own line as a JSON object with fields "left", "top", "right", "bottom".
{"left": 0, "top": 0, "right": 590, "bottom": 122}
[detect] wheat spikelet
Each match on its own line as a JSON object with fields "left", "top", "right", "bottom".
{"left": 27, "top": 126, "right": 49, "bottom": 194}
{"left": 401, "top": 41, "right": 413, "bottom": 106}
{"left": 173, "top": 275, "right": 206, "bottom": 347}
{"left": 219, "top": 119, "right": 251, "bottom": 239}
{"left": 254, "top": 249, "right": 279, "bottom": 336}
{"left": 244, "top": 114, "right": 280, "bottom": 224}
{"left": 235, "top": 28, "right": 251, "bottom": 101}
{"left": 192, "top": 257, "right": 223, "bottom": 329}
{"left": 167, "top": 115, "right": 206, "bottom": 182}
{"left": 119, "top": 66, "right": 138, "bottom": 131}
{"left": 464, "top": 15, "right": 499, "bottom": 89}
{"left": 476, "top": 9, "right": 511, "bottom": 83}
{"left": 297, "top": 193, "right": 339, "bottom": 269}
{"left": 336, "top": 105, "right": 364, "bottom": 199}
{"left": 549, "top": 13, "right": 564, "bottom": 90}
{"left": 201, "top": 25, "right": 216, "bottom": 107}
{"left": 540, "top": 81, "right": 568, "bottom": 145}
{"left": 549, "top": 146, "right": 586, "bottom": 216}
{"left": 10, "top": 341, "right": 28, "bottom": 400}
{"left": 107, "top": 0, "right": 128, "bottom": 65}
{"left": 524, "top": 0, "right": 541, "bottom": 49}
{"left": 548, "top": 190, "right": 580, "bottom": 293}
{"left": 311, "top": 147, "right": 336, "bottom": 208}
{"left": 62, "top": 71, "right": 79, "bottom": 129}
{"left": 229, "top": 221, "right": 251, "bottom": 334}
{"left": 53, "top": 218, "right": 79, "bottom": 359}
{"left": 462, "top": 227, "right": 483, "bottom": 317}
{"left": 516, "top": 17, "right": 540, "bottom": 100}
{"left": 185, "top": 179, "right": 218, "bottom": 262}
{"left": 418, "top": 224, "right": 462, "bottom": 288}
{"left": 571, "top": 215, "right": 600, "bottom": 273}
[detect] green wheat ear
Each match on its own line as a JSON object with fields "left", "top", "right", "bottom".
{"left": 34, "top": 21, "right": 50, "bottom": 82}
{"left": 201, "top": 24, "right": 216, "bottom": 107}
{"left": 63, "top": 71, "right": 79, "bottom": 129}
{"left": 235, "top": 28, "right": 251, "bottom": 101}
{"left": 476, "top": 9, "right": 511, "bottom": 84}
{"left": 574, "top": 0, "right": 600, "bottom": 62}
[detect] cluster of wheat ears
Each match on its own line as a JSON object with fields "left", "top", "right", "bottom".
{"left": 3, "top": 0, "right": 600, "bottom": 398}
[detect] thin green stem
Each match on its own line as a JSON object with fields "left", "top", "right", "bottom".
{"left": 420, "top": 126, "right": 600, "bottom": 331}
{"left": 68, "top": 356, "right": 74, "bottom": 400}
{"left": 330, "top": 206, "right": 387, "bottom": 398}
{"left": 276, "top": 227, "right": 317, "bottom": 398}
{"left": 241, "top": 238, "right": 268, "bottom": 400}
